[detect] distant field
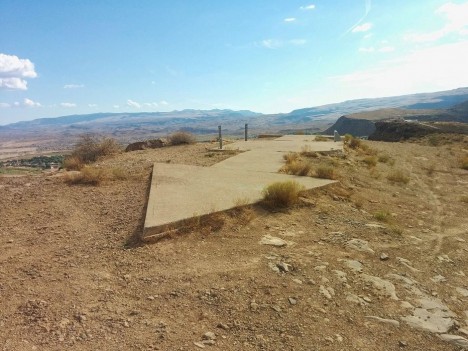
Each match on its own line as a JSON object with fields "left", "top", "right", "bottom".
{"left": 0, "top": 167, "right": 41, "bottom": 175}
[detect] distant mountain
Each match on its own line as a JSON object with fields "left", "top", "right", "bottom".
{"left": 273, "top": 87, "right": 468, "bottom": 126}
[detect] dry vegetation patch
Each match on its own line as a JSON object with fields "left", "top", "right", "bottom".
{"left": 262, "top": 180, "right": 304, "bottom": 208}
{"left": 168, "top": 131, "right": 196, "bottom": 145}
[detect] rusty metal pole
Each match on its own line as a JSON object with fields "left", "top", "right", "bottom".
{"left": 218, "top": 125, "right": 222, "bottom": 149}
{"left": 245, "top": 123, "right": 248, "bottom": 141}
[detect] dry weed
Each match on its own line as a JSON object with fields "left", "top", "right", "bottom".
{"left": 262, "top": 181, "right": 304, "bottom": 208}
{"left": 387, "top": 170, "right": 410, "bottom": 184}
{"left": 168, "top": 132, "right": 196, "bottom": 145}
{"left": 314, "top": 165, "right": 337, "bottom": 179}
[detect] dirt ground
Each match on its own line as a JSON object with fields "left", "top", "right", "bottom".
{"left": 1, "top": 138, "right": 468, "bottom": 351}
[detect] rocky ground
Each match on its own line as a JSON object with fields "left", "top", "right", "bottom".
{"left": 1, "top": 137, "right": 468, "bottom": 351}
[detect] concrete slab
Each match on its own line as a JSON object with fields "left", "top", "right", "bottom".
{"left": 142, "top": 135, "right": 343, "bottom": 240}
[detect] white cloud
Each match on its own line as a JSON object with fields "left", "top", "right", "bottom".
{"left": 127, "top": 99, "right": 141, "bottom": 108}
{"left": 0, "top": 53, "right": 37, "bottom": 90}
{"left": 290, "top": 39, "right": 307, "bottom": 46}
{"left": 113, "top": 105, "right": 120, "bottom": 109}
{"left": 352, "top": 22, "right": 373, "bottom": 33}
{"left": 378, "top": 46, "right": 395, "bottom": 53}
{"left": 300, "top": 4, "right": 315, "bottom": 10}
{"left": 64, "top": 84, "right": 84, "bottom": 89}
{"left": 160, "top": 100, "right": 169, "bottom": 105}
{"left": 331, "top": 40, "right": 468, "bottom": 101}
{"left": 359, "top": 47, "right": 375, "bottom": 52}
{"left": 406, "top": 1, "right": 468, "bottom": 43}
{"left": 88, "top": 104, "right": 98, "bottom": 108}
{"left": 261, "top": 39, "right": 283, "bottom": 49}
{"left": 0, "top": 102, "right": 11, "bottom": 108}
{"left": 284, "top": 18, "right": 296, "bottom": 22}
{"left": 60, "top": 102, "right": 76, "bottom": 107}
{"left": 23, "top": 98, "right": 41, "bottom": 107}
{"left": 143, "top": 102, "right": 158, "bottom": 107}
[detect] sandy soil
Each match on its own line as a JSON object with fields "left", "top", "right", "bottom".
{"left": 1, "top": 138, "right": 468, "bottom": 351}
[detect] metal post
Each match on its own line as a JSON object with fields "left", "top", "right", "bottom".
{"left": 218, "top": 125, "right": 222, "bottom": 149}
{"left": 245, "top": 123, "right": 248, "bottom": 141}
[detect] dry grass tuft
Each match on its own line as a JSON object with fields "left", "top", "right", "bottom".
{"left": 64, "top": 166, "right": 108, "bottom": 185}
{"left": 282, "top": 160, "right": 313, "bottom": 176}
{"left": 387, "top": 170, "right": 410, "bottom": 184}
{"left": 314, "top": 165, "right": 337, "bottom": 179}
{"left": 363, "top": 156, "right": 378, "bottom": 168}
{"left": 283, "top": 152, "right": 300, "bottom": 163}
{"left": 300, "top": 146, "right": 319, "bottom": 158}
{"left": 62, "top": 156, "right": 84, "bottom": 171}
{"left": 460, "top": 155, "right": 468, "bottom": 170}
{"left": 378, "top": 154, "right": 391, "bottom": 163}
{"left": 314, "top": 135, "right": 329, "bottom": 142}
{"left": 374, "top": 210, "right": 391, "bottom": 222}
{"left": 262, "top": 181, "right": 304, "bottom": 208}
{"left": 168, "top": 132, "right": 196, "bottom": 145}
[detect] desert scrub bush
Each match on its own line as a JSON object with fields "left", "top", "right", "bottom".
{"left": 262, "top": 181, "right": 304, "bottom": 208}
{"left": 168, "top": 131, "right": 196, "bottom": 145}
{"left": 387, "top": 170, "right": 410, "bottom": 184}
{"left": 460, "top": 155, "right": 468, "bottom": 170}
{"left": 65, "top": 135, "right": 122, "bottom": 169}
{"left": 363, "top": 156, "right": 378, "bottom": 168}
{"left": 314, "top": 165, "right": 337, "bottom": 179}
{"left": 64, "top": 166, "right": 108, "bottom": 186}
{"left": 347, "top": 136, "right": 362, "bottom": 149}
{"left": 111, "top": 167, "right": 131, "bottom": 180}
{"left": 374, "top": 210, "right": 391, "bottom": 222}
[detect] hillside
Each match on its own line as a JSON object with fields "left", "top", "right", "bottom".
{"left": 324, "top": 99, "right": 468, "bottom": 137}
{"left": 1, "top": 137, "right": 468, "bottom": 350}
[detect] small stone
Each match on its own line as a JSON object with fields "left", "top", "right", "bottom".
{"left": 217, "top": 323, "right": 229, "bottom": 330}
{"left": 456, "top": 287, "right": 468, "bottom": 297}
{"left": 345, "top": 238, "right": 374, "bottom": 254}
{"left": 271, "top": 305, "right": 281, "bottom": 312}
{"left": 399, "top": 340, "right": 408, "bottom": 347}
{"left": 380, "top": 253, "right": 389, "bottom": 261}
{"left": 203, "top": 332, "right": 216, "bottom": 341}
{"left": 292, "top": 278, "right": 303, "bottom": 284}
{"left": 7, "top": 239, "right": 13, "bottom": 243}
{"left": 123, "top": 321, "right": 130, "bottom": 328}
{"left": 194, "top": 341, "right": 205, "bottom": 349}
{"left": 439, "top": 334, "right": 468, "bottom": 348}
{"left": 147, "top": 295, "right": 155, "bottom": 300}
{"left": 202, "top": 340, "right": 216, "bottom": 345}
{"left": 288, "top": 297, "right": 297, "bottom": 305}
{"left": 277, "top": 262, "right": 292, "bottom": 273}
{"left": 259, "top": 235, "right": 288, "bottom": 247}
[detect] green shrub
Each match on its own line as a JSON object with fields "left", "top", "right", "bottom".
{"left": 262, "top": 181, "right": 304, "bottom": 208}
{"left": 168, "top": 132, "right": 196, "bottom": 145}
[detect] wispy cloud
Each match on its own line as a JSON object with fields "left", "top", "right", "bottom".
{"left": 88, "top": 104, "right": 98, "bottom": 108}
{"left": 300, "top": 4, "right": 316, "bottom": 11}
{"left": 284, "top": 17, "right": 296, "bottom": 22}
{"left": 113, "top": 105, "right": 120, "bottom": 109}
{"left": 160, "top": 100, "right": 169, "bottom": 106}
{"left": 405, "top": 2, "right": 468, "bottom": 43}
{"left": 261, "top": 39, "right": 283, "bottom": 49}
{"left": 64, "top": 84, "right": 84, "bottom": 89}
{"left": 290, "top": 39, "right": 307, "bottom": 46}
{"left": 24, "top": 98, "right": 41, "bottom": 107}
{"left": 352, "top": 22, "right": 373, "bottom": 33}
{"left": 127, "top": 99, "right": 141, "bottom": 108}
{"left": 260, "top": 39, "right": 307, "bottom": 49}
{"left": 60, "top": 102, "right": 76, "bottom": 107}
{"left": 0, "top": 102, "right": 10, "bottom": 108}
{"left": 359, "top": 47, "right": 375, "bottom": 52}
{"left": 143, "top": 102, "right": 159, "bottom": 107}
{"left": 378, "top": 46, "right": 395, "bottom": 53}
{"left": 332, "top": 40, "right": 468, "bottom": 99}
{"left": 0, "top": 53, "right": 37, "bottom": 90}
{"left": 343, "top": 0, "right": 372, "bottom": 36}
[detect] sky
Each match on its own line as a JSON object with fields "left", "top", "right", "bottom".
{"left": 1, "top": 0, "right": 468, "bottom": 125}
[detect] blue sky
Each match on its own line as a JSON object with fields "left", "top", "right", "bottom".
{"left": 1, "top": 0, "right": 468, "bottom": 124}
